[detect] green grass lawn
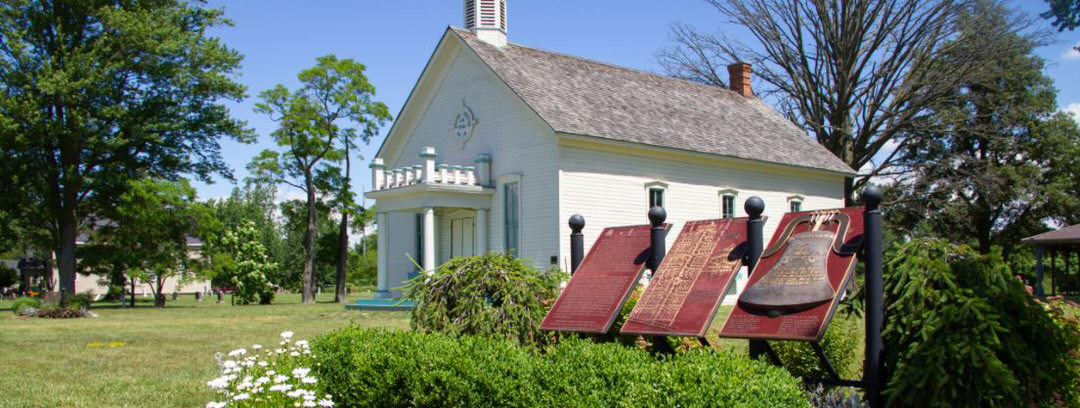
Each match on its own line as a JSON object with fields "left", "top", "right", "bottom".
{"left": 0, "top": 293, "right": 410, "bottom": 408}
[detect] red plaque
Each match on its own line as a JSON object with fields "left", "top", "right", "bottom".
{"left": 621, "top": 218, "right": 750, "bottom": 337}
{"left": 718, "top": 207, "right": 864, "bottom": 341}
{"left": 540, "top": 224, "right": 667, "bottom": 333}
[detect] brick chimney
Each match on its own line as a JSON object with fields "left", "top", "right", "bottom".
{"left": 727, "top": 62, "right": 752, "bottom": 97}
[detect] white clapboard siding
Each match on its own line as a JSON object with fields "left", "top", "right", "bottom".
{"left": 556, "top": 141, "right": 845, "bottom": 296}
{"left": 384, "top": 212, "right": 419, "bottom": 295}
{"left": 380, "top": 42, "right": 559, "bottom": 273}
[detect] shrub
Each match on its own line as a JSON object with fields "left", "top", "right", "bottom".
{"left": 209, "top": 221, "right": 278, "bottom": 305}
{"left": 70, "top": 292, "right": 94, "bottom": 310}
{"left": 771, "top": 315, "right": 861, "bottom": 380}
{"left": 12, "top": 296, "right": 41, "bottom": 315}
{"left": 403, "top": 253, "right": 566, "bottom": 347}
{"left": 312, "top": 327, "right": 809, "bottom": 408}
{"left": 882, "top": 239, "right": 1080, "bottom": 408}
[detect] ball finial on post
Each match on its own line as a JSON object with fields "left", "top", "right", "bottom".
{"left": 569, "top": 214, "right": 585, "bottom": 233}
{"left": 744, "top": 196, "right": 765, "bottom": 218}
{"left": 648, "top": 206, "right": 667, "bottom": 227}
{"left": 861, "top": 185, "right": 883, "bottom": 210}
{"left": 568, "top": 214, "right": 586, "bottom": 274}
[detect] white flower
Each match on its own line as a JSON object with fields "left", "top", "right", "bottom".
{"left": 206, "top": 376, "right": 230, "bottom": 390}
{"left": 266, "top": 370, "right": 276, "bottom": 376}
{"left": 206, "top": 402, "right": 226, "bottom": 408}
{"left": 275, "top": 348, "right": 285, "bottom": 354}
{"left": 233, "top": 392, "right": 250, "bottom": 401}
{"left": 295, "top": 340, "right": 309, "bottom": 348}
{"left": 258, "top": 361, "right": 269, "bottom": 367}
{"left": 222, "top": 360, "right": 237, "bottom": 369}
{"left": 301, "top": 376, "right": 317, "bottom": 384}
{"left": 291, "top": 368, "right": 311, "bottom": 378}
{"left": 287, "top": 389, "right": 304, "bottom": 398}
{"left": 280, "top": 331, "right": 294, "bottom": 340}
{"left": 317, "top": 399, "right": 335, "bottom": 407}
{"left": 255, "top": 376, "right": 270, "bottom": 385}
{"left": 274, "top": 375, "right": 289, "bottom": 383}
{"left": 290, "top": 351, "right": 300, "bottom": 357}
{"left": 228, "top": 348, "right": 247, "bottom": 357}
{"left": 303, "top": 401, "right": 317, "bottom": 407}
{"left": 269, "top": 383, "right": 292, "bottom": 392}
{"left": 252, "top": 344, "right": 263, "bottom": 350}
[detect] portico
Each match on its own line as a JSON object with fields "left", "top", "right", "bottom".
{"left": 367, "top": 147, "right": 494, "bottom": 297}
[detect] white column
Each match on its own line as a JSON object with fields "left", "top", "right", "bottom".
{"left": 475, "top": 208, "right": 488, "bottom": 255}
{"left": 370, "top": 158, "right": 385, "bottom": 191}
{"left": 421, "top": 146, "right": 437, "bottom": 183}
{"left": 423, "top": 207, "right": 436, "bottom": 274}
{"left": 376, "top": 212, "right": 389, "bottom": 297}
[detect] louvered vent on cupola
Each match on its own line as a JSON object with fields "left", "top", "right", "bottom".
{"left": 464, "top": 0, "right": 507, "bottom": 48}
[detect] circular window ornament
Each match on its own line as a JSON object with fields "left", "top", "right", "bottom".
{"left": 452, "top": 101, "right": 477, "bottom": 146}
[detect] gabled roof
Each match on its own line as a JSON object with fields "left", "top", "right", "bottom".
{"left": 449, "top": 27, "right": 855, "bottom": 175}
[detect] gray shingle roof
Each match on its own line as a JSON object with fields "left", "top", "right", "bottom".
{"left": 450, "top": 27, "right": 855, "bottom": 175}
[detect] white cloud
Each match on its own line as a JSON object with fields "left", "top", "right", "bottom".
{"left": 1063, "top": 103, "right": 1080, "bottom": 124}
{"left": 1063, "top": 43, "right": 1080, "bottom": 60}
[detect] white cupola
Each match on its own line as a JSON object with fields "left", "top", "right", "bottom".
{"left": 464, "top": 0, "right": 507, "bottom": 47}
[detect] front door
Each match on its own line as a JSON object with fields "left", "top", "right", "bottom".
{"left": 450, "top": 217, "right": 475, "bottom": 258}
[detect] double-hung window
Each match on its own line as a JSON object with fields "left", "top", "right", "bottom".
{"left": 503, "top": 180, "right": 520, "bottom": 255}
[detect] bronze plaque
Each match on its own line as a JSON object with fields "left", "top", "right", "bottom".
{"left": 718, "top": 207, "right": 864, "bottom": 341}
{"left": 620, "top": 218, "right": 750, "bottom": 337}
{"left": 540, "top": 223, "right": 669, "bottom": 333}
{"left": 738, "top": 229, "right": 835, "bottom": 313}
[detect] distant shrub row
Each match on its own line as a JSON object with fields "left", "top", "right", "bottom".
{"left": 312, "top": 327, "right": 809, "bottom": 408}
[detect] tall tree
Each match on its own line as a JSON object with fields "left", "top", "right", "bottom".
{"left": 892, "top": 1, "right": 1080, "bottom": 257}
{"left": 0, "top": 0, "right": 250, "bottom": 294}
{"left": 658, "top": 0, "right": 977, "bottom": 203}
{"left": 298, "top": 55, "right": 389, "bottom": 303}
{"left": 251, "top": 55, "right": 389, "bottom": 304}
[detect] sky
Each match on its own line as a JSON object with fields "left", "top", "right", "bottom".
{"left": 193, "top": 0, "right": 1080, "bottom": 204}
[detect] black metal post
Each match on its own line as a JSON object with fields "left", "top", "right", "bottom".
{"left": 743, "top": 197, "right": 768, "bottom": 361}
{"left": 1036, "top": 246, "right": 1045, "bottom": 297}
{"left": 862, "top": 186, "right": 885, "bottom": 408}
{"left": 648, "top": 206, "right": 666, "bottom": 271}
{"left": 646, "top": 206, "right": 674, "bottom": 354}
{"left": 569, "top": 214, "right": 585, "bottom": 275}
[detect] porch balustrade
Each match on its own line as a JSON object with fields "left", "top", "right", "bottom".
{"left": 369, "top": 147, "right": 490, "bottom": 191}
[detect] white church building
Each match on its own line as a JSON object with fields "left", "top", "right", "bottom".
{"left": 366, "top": 0, "right": 854, "bottom": 298}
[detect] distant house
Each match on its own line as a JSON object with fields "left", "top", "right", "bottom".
{"left": 366, "top": 0, "right": 854, "bottom": 298}
{"left": 65, "top": 229, "right": 211, "bottom": 297}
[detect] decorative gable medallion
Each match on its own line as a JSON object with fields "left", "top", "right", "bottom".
{"left": 452, "top": 101, "right": 478, "bottom": 146}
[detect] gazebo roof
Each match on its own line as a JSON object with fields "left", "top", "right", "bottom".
{"left": 1022, "top": 224, "right": 1080, "bottom": 246}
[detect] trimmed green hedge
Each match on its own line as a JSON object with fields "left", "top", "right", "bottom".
{"left": 312, "top": 327, "right": 809, "bottom": 408}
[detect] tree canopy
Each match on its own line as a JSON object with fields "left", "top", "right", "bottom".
{"left": 0, "top": 0, "right": 250, "bottom": 294}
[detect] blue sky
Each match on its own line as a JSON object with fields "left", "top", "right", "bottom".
{"left": 194, "top": 0, "right": 1080, "bottom": 204}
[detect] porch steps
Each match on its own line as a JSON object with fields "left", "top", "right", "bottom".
{"left": 345, "top": 298, "right": 415, "bottom": 311}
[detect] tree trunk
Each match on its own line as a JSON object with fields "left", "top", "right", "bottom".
{"left": 302, "top": 172, "right": 316, "bottom": 304}
{"left": 130, "top": 277, "right": 136, "bottom": 307}
{"left": 154, "top": 275, "right": 166, "bottom": 308}
{"left": 57, "top": 205, "right": 78, "bottom": 295}
{"left": 335, "top": 143, "right": 351, "bottom": 303}
{"left": 335, "top": 212, "right": 347, "bottom": 303}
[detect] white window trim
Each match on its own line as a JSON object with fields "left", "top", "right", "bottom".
{"left": 719, "top": 189, "right": 739, "bottom": 218}
{"left": 787, "top": 195, "right": 805, "bottom": 212}
{"left": 644, "top": 181, "right": 668, "bottom": 209}
{"left": 498, "top": 174, "right": 523, "bottom": 254}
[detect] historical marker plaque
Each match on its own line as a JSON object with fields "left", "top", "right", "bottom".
{"left": 718, "top": 207, "right": 864, "bottom": 341}
{"left": 620, "top": 218, "right": 750, "bottom": 337}
{"left": 540, "top": 223, "right": 667, "bottom": 333}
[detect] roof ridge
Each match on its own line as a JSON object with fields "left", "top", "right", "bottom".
{"left": 450, "top": 26, "right": 741, "bottom": 98}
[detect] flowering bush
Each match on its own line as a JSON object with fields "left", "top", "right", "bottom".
{"left": 205, "top": 331, "right": 334, "bottom": 408}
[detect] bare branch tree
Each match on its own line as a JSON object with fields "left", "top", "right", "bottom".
{"left": 658, "top": 0, "right": 983, "bottom": 203}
